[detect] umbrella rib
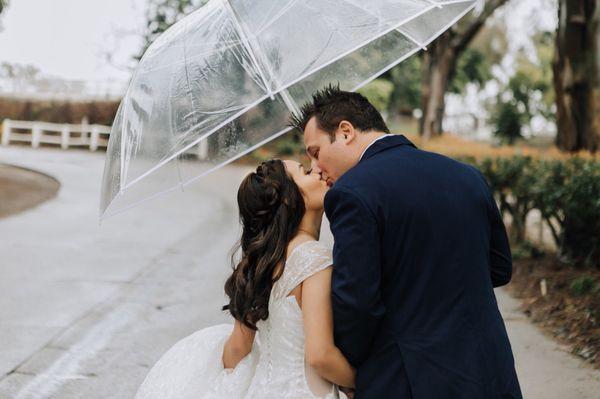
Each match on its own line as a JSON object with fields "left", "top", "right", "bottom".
{"left": 100, "top": 126, "right": 294, "bottom": 221}
{"left": 351, "top": 46, "right": 423, "bottom": 92}
{"left": 347, "top": 0, "right": 478, "bottom": 89}
{"left": 397, "top": 27, "right": 428, "bottom": 51}
{"left": 275, "top": 0, "right": 476, "bottom": 98}
{"left": 271, "top": 4, "right": 437, "bottom": 96}
{"left": 180, "top": 127, "right": 293, "bottom": 190}
{"left": 424, "top": 0, "right": 444, "bottom": 8}
{"left": 221, "top": 0, "right": 300, "bottom": 116}
{"left": 121, "top": 93, "right": 272, "bottom": 191}
{"left": 221, "top": 0, "right": 274, "bottom": 99}
{"left": 413, "top": 0, "right": 477, "bottom": 48}
{"left": 178, "top": 19, "right": 195, "bottom": 192}
{"left": 343, "top": 0, "right": 428, "bottom": 51}
{"left": 254, "top": 0, "right": 299, "bottom": 38}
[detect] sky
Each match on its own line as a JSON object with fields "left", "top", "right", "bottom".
{"left": 0, "top": 0, "right": 556, "bottom": 97}
{"left": 0, "top": 0, "right": 147, "bottom": 87}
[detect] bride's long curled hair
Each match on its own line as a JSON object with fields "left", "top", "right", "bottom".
{"left": 223, "top": 159, "right": 306, "bottom": 330}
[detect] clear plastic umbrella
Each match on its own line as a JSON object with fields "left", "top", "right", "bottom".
{"left": 100, "top": 0, "right": 476, "bottom": 219}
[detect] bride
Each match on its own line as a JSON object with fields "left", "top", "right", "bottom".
{"left": 135, "top": 159, "right": 355, "bottom": 398}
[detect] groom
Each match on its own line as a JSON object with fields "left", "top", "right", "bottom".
{"left": 292, "top": 86, "right": 522, "bottom": 399}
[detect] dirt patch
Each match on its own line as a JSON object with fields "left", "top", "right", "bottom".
{"left": 0, "top": 164, "right": 60, "bottom": 218}
{"left": 508, "top": 256, "right": 600, "bottom": 368}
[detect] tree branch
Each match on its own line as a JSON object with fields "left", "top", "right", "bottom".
{"left": 450, "top": 0, "right": 510, "bottom": 54}
{"left": 544, "top": 216, "right": 561, "bottom": 247}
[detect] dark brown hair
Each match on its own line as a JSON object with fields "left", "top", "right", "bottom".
{"left": 289, "top": 83, "right": 390, "bottom": 140}
{"left": 222, "top": 159, "right": 306, "bottom": 330}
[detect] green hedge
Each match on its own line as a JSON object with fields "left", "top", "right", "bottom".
{"left": 461, "top": 156, "right": 600, "bottom": 268}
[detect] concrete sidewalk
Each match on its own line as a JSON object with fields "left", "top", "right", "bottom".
{"left": 496, "top": 289, "right": 600, "bottom": 398}
{"left": 0, "top": 146, "right": 598, "bottom": 398}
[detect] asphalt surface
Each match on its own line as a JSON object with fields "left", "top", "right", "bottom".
{"left": 0, "top": 146, "right": 598, "bottom": 399}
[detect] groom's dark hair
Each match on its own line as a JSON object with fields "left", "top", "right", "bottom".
{"left": 290, "top": 83, "right": 390, "bottom": 141}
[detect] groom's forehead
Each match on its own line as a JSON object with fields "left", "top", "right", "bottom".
{"left": 303, "top": 117, "right": 318, "bottom": 138}
{"left": 304, "top": 117, "right": 328, "bottom": 142}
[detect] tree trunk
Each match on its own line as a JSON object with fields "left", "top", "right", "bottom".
{"left": 553, "top": 0, "right": 600, "bottom": 153}
{"left": 418, "top": 0, "right": 509, "bottom": 138}
{"left": 420, "top": 33, "right": 456, "bottom": 139}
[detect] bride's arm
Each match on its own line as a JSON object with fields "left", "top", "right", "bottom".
{"left": 222, "top": 320, "right": 256, "bottom": 369}
{"left": 302, "top": 267, "right": 356, "bottom": 389}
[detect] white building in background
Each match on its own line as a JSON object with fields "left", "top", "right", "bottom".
{"left": 0, "top": 76, "right": 126, "bottom": 101}
{"left": 443, "top": 82, "right": 556, "bottom": 142}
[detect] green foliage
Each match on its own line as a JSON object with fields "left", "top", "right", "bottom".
{"left": 489, "top": 31, "right": 556, "bottom": 142}
{"left": 450, "top": 48, "right": 493, "bottom": 94}
{"left": 478, "top": 156, "right": 537, "bottom": 241}
{"left": 511, "top": 240, "right": 544, "bottom": 260}
{"left": 570, "top": 276, "right": 596, "bottom": 296}
{"left": 462, "top": 156, "right": 600, "bottom": 268}
{"left": 275, "top": 136, "right": 302, "bottom": 156}
{"left": 381, "top": 55, "right": 422, "bottom": 115}
{"left": 561, "top": 160, "right": 600, "bottom": 266}
{"left": 138, "top": 0, "right": 207, "bottom": 59}
{"left": 358, "top": 79, "right": 394, "bottom": 115}
{"left": 491, "top": 101, "right": 523, "bottom": 144}
{"left": 529, "top": 159, "right": 570, "bottom": 246}
{"left": 517, "top": 31, "right": 556, "bottom": 121}
{"left": 0, "top": 0, "right": 8, "bottom": 30}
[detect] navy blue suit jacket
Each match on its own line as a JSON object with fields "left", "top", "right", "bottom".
{"left": 324, "top": 135, "right": 522, "bottom": 399}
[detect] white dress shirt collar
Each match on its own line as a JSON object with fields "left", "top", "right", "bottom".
{"left": 359, "top": 134, "right": 394, "bottom": 161}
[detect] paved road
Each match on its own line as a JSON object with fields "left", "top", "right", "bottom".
{"left": 0, "top": 147, "right": 598, "bottom": 398}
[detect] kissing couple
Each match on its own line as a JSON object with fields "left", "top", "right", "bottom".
{"left": 135, "top": 86, "right": 522, "bottom": 399}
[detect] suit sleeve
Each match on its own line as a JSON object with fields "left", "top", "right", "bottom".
{"left": 324, "top": 186, "right": 385, "bottom": 368}
{"left": 474, "top": 169, "right": 512, "bottom": 287}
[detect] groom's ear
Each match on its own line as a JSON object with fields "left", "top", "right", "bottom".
{"left": 337, "top": 120, "right": 356, "bottom": 144}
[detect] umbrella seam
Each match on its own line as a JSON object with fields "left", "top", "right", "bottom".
{"left": 100, "top": 126, "right": 293, "bottom": 220}
{"left": 222, "top": 0, "right": 301, "bottom": 116}
{"left": 270, "top": 0, "right": 475, "bottom": 95}
{"left": 259, "top": 2, "right": 439, "bottom": 97}
{"left": 221, "top": 0, "right": 273, "bottom": 98}
{"left": 417, "top": 1, "right": 478, "bottom": 48}
{"left": 120, "top": 93, "right": 273, "bottom": 191}
{"left": 342, "top": 0, "right": 429, "bottom": 50}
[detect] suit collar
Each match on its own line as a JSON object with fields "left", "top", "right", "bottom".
{"left": 359, "top": 134, "right": 416, "bottom": 163}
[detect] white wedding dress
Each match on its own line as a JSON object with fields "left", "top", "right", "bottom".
{"left": 135, "top": 240, "right": 346, "bottom": 399}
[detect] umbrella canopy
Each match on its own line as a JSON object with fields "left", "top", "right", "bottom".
{"left": 100, "top": 0, "right": 476, "bottom": 219}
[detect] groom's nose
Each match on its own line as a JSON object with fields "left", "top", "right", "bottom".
{"left": 310, "top": 159, "right": 321, "bottom": 175}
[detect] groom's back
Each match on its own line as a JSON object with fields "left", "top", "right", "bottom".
{"left": 328, "top": 135, "right": 521, "bottom": 398}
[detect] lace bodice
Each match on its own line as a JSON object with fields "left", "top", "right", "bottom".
{"left": 246, "top": 240, "right": 340, "bottom": 399}
{"left": 135, "top": 240, "right": 344, "bottom": 399}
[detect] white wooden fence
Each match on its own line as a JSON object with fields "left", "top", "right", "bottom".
{"left": 1, "top": 119, "right": 110, "bottom": 151}
{"left": 1, "top": 118, "right": 210, "bottom": 159}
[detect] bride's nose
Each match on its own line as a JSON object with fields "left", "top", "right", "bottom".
{"left": 309, "top": 160, "right": 322, "bottom": 175}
